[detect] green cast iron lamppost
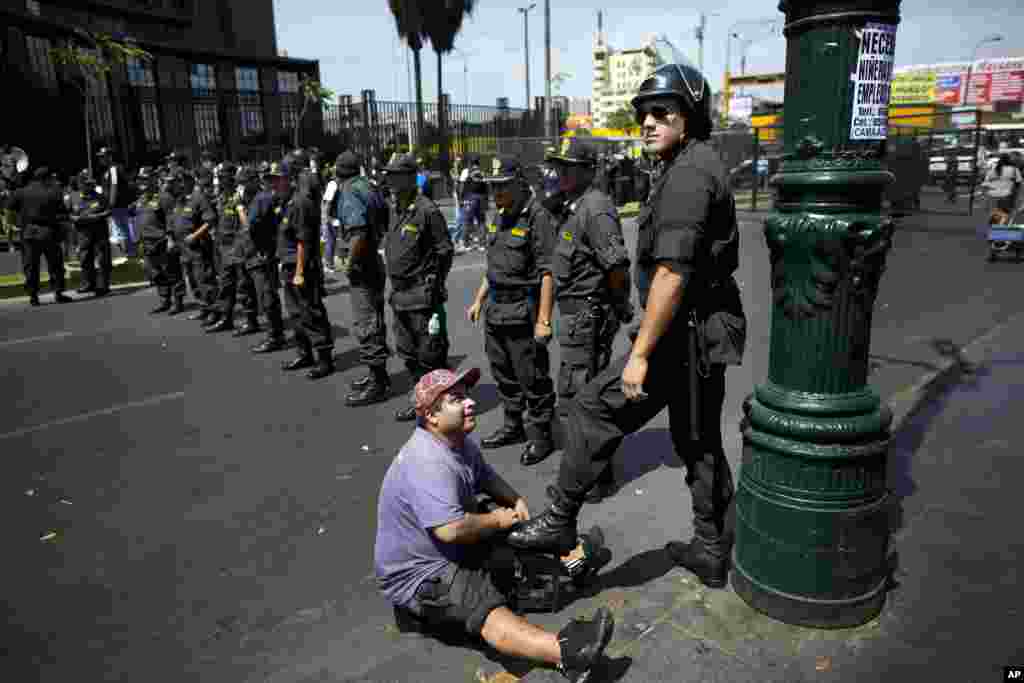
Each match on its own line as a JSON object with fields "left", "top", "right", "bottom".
{"left": 732, "top": 0, "right": 901, "bottom": 629}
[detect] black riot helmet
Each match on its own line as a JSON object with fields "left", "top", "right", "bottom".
{"left": 631, "top": 62, "right": 713, "bottom": 141}
{"left": 136, "top": 166, "right": 157, "bottom": 193}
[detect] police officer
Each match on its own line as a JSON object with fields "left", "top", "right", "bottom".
{"left": 96, "top": 147, "right": 134, "bottom": 255}
{"left": 69, "top": 170, "right": 112, "bottom": 297}
{"left": 278, "top": 150, "right": 336, "bottom": 380}
{"left": 334, "top": 151, "right": 393, "bottom": 405}
{"left": 466, "top": 157, "right": 558, "bottom": 466}
{"left": 205, "top": 163, "right": 260, "bottom": 334}
{"left": 544, "top": 137, "right": 633, "bottom": 502}
{"left": 174, "top": 170, "right": 219, "bottom": 323}
{"left": 247, "top": 163, "right": 289, "bottom": 354}
{"left": 135, "top": 167, "right": 185, "bottom": 314}
{"left": 8, "top": 167, "right": 70, "bottom": 306}
{"left": 507, "top": 62, "right": 747, "bottom": 591}
{"left": 382, "top": 154, "right": 455, "bottom": 421}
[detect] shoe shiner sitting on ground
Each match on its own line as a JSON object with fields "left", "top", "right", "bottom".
{"left": 374, "top": 367, "right": 614, "bottom": 681}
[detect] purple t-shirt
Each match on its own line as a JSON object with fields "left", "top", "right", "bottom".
{"left": 374, "top": 427, "right": 497, "bottom": 608}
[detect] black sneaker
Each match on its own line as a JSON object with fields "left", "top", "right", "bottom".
{"left": 557, "top": 607, "right": 615, "bottom": 682}
{"left": 665, "top": 539, "right": 729, "bottom": 589}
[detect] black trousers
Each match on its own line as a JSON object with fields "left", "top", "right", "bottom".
{"left": 350, "top": 281, "right": 390, "bottom": 368}
{"left": 557, "top": 340, "right": 734, "bottom": 556}
{"left": 485, "top": 321, "right": 556, "bottom": 440}
{"left": 281, "top": 263, "right": 334, "bottom": 354}
{"left": 556, "top": 302, "right": 617, "bottom": 413}
{"left": 216, "top": 253, "right": 257, "bottom": 321}
{"left": 21, "top": 237, "right": 65, "bottom": 296}
{"left": 183, "top": 238, "right": 218, "bottom": 310}
{"left": 76, "top": 220, "right": 112, "bottom": 291}
{"left": 143, "top": 238, "right": 185, "bottom": 302}
{"left": 247, "top": 257, "right": 284, "bottom": 337}
{"left": 392, "top": 308, "right": 449, "bottom": 381}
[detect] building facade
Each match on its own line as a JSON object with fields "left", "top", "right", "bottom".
{"left": 591, "top": 25, "right": 660, "bottom": 128}
{"left": 2, "top": 0, "right": 322, "bottom": 173}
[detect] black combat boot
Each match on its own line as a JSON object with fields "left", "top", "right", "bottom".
{"left": 77, "top": 284, "right": 95, "bottom": 294}
{"left": 346, "top": 367, "right": 392, "bottom": 406}
{"left": 204, "top": 315, "right": 234, "bottom": 333}
{"left": 664, "top": 539, "right": 729, "bottom": 589}
{"left": 169, "top": 297, "right": 185, "bottom": 315}
{"left": 481, "top": 422, "right": 527, "bottom": 449}
{"left": 349, "top": 373, "right": 372, "bottom": 390}
{"left": 251, "top": 335, "right": 287, "bottom": 354}
{"left": 281, "top": 351, "right": 315, "bottom": 371}
{"left": 150, "top": 299, "right": 172, "bottom": 315}
{"left": 306, "top": 349, "right": 335, "bottom": 380}
{"left": 232, "top": 317, "right": 260, "bottom": 337}
{"left": 394, "top": 405, "right": 417, "bottom": 422}
{"left": 584, "top": 466, "right": 616, "bottom": 504}
{"left": 28, "top": 295, "right": 41, "bottom": 307}
{"left": 520, "top": 424, "right": 554, "bottom": 466}
{"left": 54, "top": 292, "right": 72, "bottom": 304}
{"left": 506, "top": 486, "right": 582, "bottom": 555}
{"left": 556, "top": 607, "right": 615, "bottom": 683}
{"left": 187, "top": 308, "right": 210, "bottom": 322}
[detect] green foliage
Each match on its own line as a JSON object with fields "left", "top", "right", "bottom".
{"left": 301, "top": 76, "right": 335, "bottom": 106}
{"left": 605, "top": 106, "right": 636, "bottom": 131}
{"left": 48, "top": 31, "right": 151, "bottom": 83}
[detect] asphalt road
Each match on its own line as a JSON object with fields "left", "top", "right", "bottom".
{"left": 2, "top": 211, "right": 1022, "bottom": 682}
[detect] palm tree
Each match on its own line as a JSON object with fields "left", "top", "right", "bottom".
{"left": 387, "top": 0, "right": 427, "bottom": 150}
{"left": 423, "top": 0, "right": 477, "bottom": 179}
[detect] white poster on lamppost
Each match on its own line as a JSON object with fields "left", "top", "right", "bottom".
{"left": 850, "top": 22, "right": 897, "bottom": 140}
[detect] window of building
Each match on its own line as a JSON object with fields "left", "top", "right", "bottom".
{"left": 25, "top": 1, "right": 41, "bottom": 15}
{"left": 191, "top": 63, "right": 217, "bottom": 96}
{"left": 25, "top": 35, "right": 58, "bottom": 91}
{"left": 194, "top": 102, "right": 221, "bottom": 148}
{"left": 277, "top": 71, "right": 301, "bottom": 136}
{"left": 141, "top": 102, "right": 162, "bottom": 146}
{"left": 277, "top": 71, "right": 300, "bottom": 94}
{"left": 126, "top": 57, "right": 155, "bottom": 87}
{"left": 236, "top": 66, "right": 264, "bottom": 137}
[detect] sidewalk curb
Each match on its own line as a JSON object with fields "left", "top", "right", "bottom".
{"left": 885, "top": 310, "right": 1024, "bottom": 435}
{"left": 0, "top": 280, "right": 151, "bottom": 307}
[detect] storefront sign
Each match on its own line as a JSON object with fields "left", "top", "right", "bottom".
{"left": 850, "top": 22, "right": 897, "bottom": 140}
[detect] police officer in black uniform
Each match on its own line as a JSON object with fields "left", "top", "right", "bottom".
{"left": 544, "top": 137, "right": 633, "bottom": 502}
{"left": 8, "top": 167, "right": 71, "bottom": 306}
{"left": 334, "top": 151, "right": 393, "bottom": 406}
{"left": 69, "top": 170, "right": 112, "bottom": 297}
{"left": 382, "top": 154, "right": 455, "bottom": 421}
{"left": 205, "top": 163, "right": 260, "bottom": 334}
{"left": 278, "top": 150, "right": 336, "bottom": 380}
{"left": 508, "top": 63, "right": 747, "bottom": 591}
{"left": 136, "top": 167, "right": 186, "bottom": 314}
{"left": 247, "top": 163, "right": 289, "bottom": 354}
{"left": 466, "top": 157, "right": 558, "bottom": 466}
{"left": 181, "top": 168, "right": 220, "bottom": 323}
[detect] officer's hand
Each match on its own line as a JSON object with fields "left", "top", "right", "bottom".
{"left": 467, "top": 300, "right": 482, "bottom": 326}
{"left": 493, "top": 507, "right": 520, "bottom": 530}
{"left": 292, "top": 273, "right": 305, "bottom": 287}
{"left": 184, "top": 234, "right": 194, "bottom": 246}
{"left": 534, "top": 320, "right": 552, "bottom": 345}
{"left": 513, "top": 498, "right": 531, "bottom": 522}
{"left": 621, "top": 353, "right": 649, "bottom": 401}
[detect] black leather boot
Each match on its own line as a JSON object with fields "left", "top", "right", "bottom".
{"left": 204, "top": 315, "right": 234, "bottom": 333}
{"left": 306, "top": 349, "right": 335, "bottom": 380}
{"left": 346, "top": 368, "right": 392, "bottom": 406}
{"left": 664, "top": 539, "right": 729, "bottom": 588}
{"left": 394, "top": 405, "right": 417, "bottom": 422}
{"left": 232, "top": 317, "right": 260, "bottom": 337}
{"left": 557, "top": 607, "right": 615, "bottom": 683}
{"left": 54, "top": 292, "right": 72, "bottom": 304}
{"left": 187, "top": 308, "right": 210, "bottom": 322}
{"left": 77, "top": 284, "right": 95, "bottom": 294}
{"left": 251, "top": 335, "right": 287, "bottom": 354}
{"left": 481, "top": 424, "right": 527, "bottom": 449}
{"left": 281, "top": 352, "right": 314, "bottom": 371}
{"left": 28, "top": 295, "right": 41, "bottom": 307}
{"left": 169, "top": 298, "right": 185, "bottom": 315}
{"left": 506, "top": 486, "right": 582, "bottom": 555}
{"left": 585, "top": 467, "right": 617, "bottom": 504}
{"left": 521, "top": 424, "right": 554, "bottom": 466}
{"left": 150, "top": 300, "right": 172, "bottom": 315}
{"left": 350, "top": 373, "right": 372, "bottom": 390}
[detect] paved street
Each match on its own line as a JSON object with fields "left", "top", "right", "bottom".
{"left": 3, "top": 212, "right": 1023, "bottom": 682}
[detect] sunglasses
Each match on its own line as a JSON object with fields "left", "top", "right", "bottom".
{"left": 635, "top": 104, "right": 678, "bottom": 126}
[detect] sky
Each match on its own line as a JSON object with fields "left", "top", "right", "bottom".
{"left": 272, "top": 0, "right": 1024, "bottom": 109}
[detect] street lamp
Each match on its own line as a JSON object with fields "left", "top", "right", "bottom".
{"left": 723, "top": 17, "right": 777, "bottom": 122}
{"left": 963, "top": 33, "right": 1003, "bottom": 106}
{"left": 518, "top": 3, "right": 537, "bottom": 111}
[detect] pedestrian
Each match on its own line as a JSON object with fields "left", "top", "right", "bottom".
{"left": 333, "top": 150, "right": 393, "bottom": 406}
{"left": 204, "top": 163, "right": 260, "bottom": 334}
{"left": 277, "top": 150, "right": 336, "bottom": 380}
{"left": 544, "top": 137, "right": 634, "bottom": 503}
{"left": 96, "top": 147, "right": 135, "bottom": 256}
{"left": 374, "top": 367, "right": 614, "bottom": 683}
{"left": 135, "top": 167, "right": 185, "bottom": 315}
{"left": 983, "top": 153, "right": 1023, "bottom": 224}
{"left": 321, "top": 166, "right": 340, "bottom": 273}
{"left": 466, "top": 156, "right": 558, "bottom": 466}
{"left": 507, "top": 62, "right": 747, "bottom": 593}
{"left": 69, "top": 169, "right": 112, "bottom": 297}
{"left": 382, "top": 154, "right": 455, "bottom": 421}
{"left": 457, "top": 155, "right": 488, "bottom": 251}
{"left": 246, "top": 163, "right": 289, "bottom": 355}
{"left": 7, "top": 166, "right": 71, "bottom": 306}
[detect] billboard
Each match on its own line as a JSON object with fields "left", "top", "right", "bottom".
{"left": 892, "top": 58, "right": 1024, "bottom": 106}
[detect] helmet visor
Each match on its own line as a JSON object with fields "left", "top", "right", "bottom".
{"left": 648, "top": 36, "right": 707, "bottom": 105}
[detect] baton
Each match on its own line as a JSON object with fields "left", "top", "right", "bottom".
{"left": 687, "top": 311, "right": 701, "bottom": 443}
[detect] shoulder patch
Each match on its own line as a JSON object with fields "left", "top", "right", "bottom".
{"left": 487, "top": 223, "right": 498, "bottom": 234}
{"left": 562, "top": 230, "right": 573, "bottom": 242}
{"left": 510, "top": 226, "right": 529, "bottom": 238}
{"left": 402, "top": 224, "right": 419, "bottom": 235}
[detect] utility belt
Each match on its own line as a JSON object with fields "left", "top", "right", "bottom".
{"left": 556, "top": 296, "right": 609, "bottom": 316}
{"left": 488, "top": 284, "right": 538, "bottom": 304}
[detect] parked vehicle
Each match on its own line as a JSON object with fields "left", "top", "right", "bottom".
{"left": 929, "top": 146, "right": 980, "bottom": 184}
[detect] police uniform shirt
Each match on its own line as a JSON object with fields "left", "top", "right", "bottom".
{"left": 71, "top": 189, "right": 109, "bottom": 225}
{"left": 384, "top": 195, "right": 453, "bottom": 286}
{"left": 216, "top": 191, "right": 247, "bottom": 244}
{"left": 486, "top": 195, "right": 556, "bottom": 289}
{"left": 637, "top": 138, "right": 744, "bottom": 365}
{"left": 551, "top": 187, "right": 629, "bottom": 300}
{"left": 247, "top": 190, "right": 282, "bottom": 256}
{"left": 9, "top": 180, "right": 66, "bottom": 240}
{"left": 284, "top": 190, "right": 321, "bottom": 269}
{"left": 134, "top": 192, "right": 169, "bottom": 241}
{"left": 171, "top": 190, "right": 216, "bottom": 239}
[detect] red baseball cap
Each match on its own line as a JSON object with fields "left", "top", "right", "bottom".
{"left": 414, "top": 367, "right": 481, "bottom": 418}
